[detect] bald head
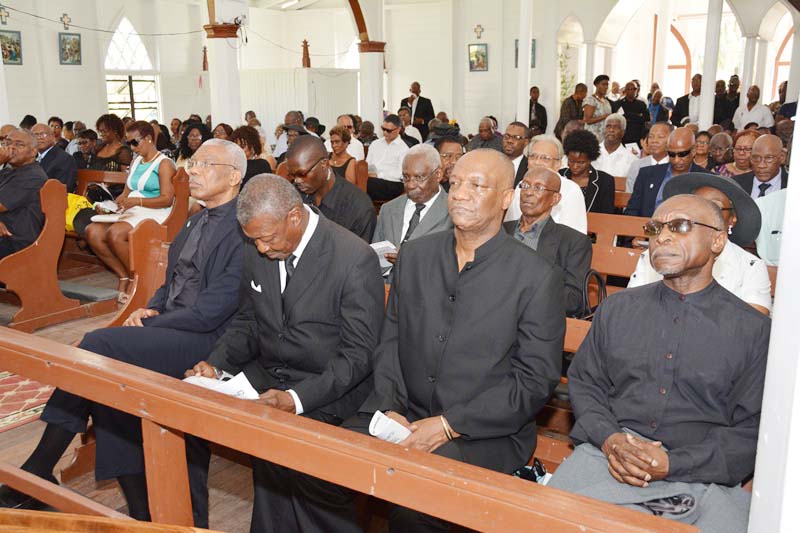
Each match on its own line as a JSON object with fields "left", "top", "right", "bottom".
{"left": 286, "top": 135, "right": 327, "bottom": 163}
{"left": 525, "top": 165, "right": 561, "bottom": 192}
{"left": 456, "top": 148, "right": 514, "bottom": 190}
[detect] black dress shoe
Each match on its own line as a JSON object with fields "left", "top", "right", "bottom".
{"left": 0, "top": 475, "right": 57, "bottom": 510}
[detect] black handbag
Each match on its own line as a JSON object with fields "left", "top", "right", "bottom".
{"left": 572, "top": 268, "right": 607, "bottom": 320}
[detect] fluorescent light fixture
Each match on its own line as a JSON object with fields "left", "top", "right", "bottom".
{"left": 281, "top": 0, "right": 299, "bottom": 8}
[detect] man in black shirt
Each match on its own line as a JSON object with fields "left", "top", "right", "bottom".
{"left": 549, "top": 193, "right": 770, "bottom": 530}
{"left": 283, "top": 148, "right": 565, "bottom": 532}
{"left": 288, "top": 135, "right": 376, "bottom": 242}
{"left": 0, "top": 128, "right": 47, "bottom": 258}
{"left": 612, "top": 81, "right": 649, "bottom": 145}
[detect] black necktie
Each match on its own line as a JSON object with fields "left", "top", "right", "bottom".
{"left": 758, "top": 183, "right": 770, "bottom": 198}
{"left": 166, "top": 210, "right": 208, "bottom": 309}
{"left": 402, "top": 203, "right": 426, "bottom": 243}
{"left": 284, "top": 254, "right": 297, "bottom": 284}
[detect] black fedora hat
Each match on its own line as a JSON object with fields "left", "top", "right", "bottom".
{"left": 663, "top": 172, "right": 761, "bottom": 245}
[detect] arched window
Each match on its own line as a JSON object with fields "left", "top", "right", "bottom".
{"left": 104, "top": 18, "right": 159, "bottom": 121}
{"left": 666, "top": 25, "right": 691, "bottom": 96}
{"left": 772, "top": 28, "right": 792, "bottom": 101}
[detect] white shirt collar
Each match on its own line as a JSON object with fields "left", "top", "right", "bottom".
{"left": 38, "top": 145, "right": 55, "bottom": 161}
{"left": 289, "top": 204, "right": 319, "bottom": 265}
{"left": 406, "top": 187, "right": 442, "bottom": 212}
{"left": 512, "top": 154, "right": 523, "bottom": 174}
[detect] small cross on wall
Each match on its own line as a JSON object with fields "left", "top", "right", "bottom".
{"left": 473, "top": 24, "right": 484, "bottom": 39}
{"left": 0, "top": 5, "right": 9, "bottom": 25}
{"left": 60, "top": 13, "right": 71, "bottom": 30}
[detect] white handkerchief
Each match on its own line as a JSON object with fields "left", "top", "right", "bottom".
{"left": 369, "top": 411, "right": 411, "bottom": 444}
{"left": 183, "top": 372, "right": 260, "bottom": 400}
{"left": 251, "top": 280, "right": 262, "bottom": 293}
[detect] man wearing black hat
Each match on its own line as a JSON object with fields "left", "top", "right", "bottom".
{"left": 304, "top": 117, "right": 325, "bottom": 139}
{"left": 628, "top": 172, "right": 771, "bottom": 315}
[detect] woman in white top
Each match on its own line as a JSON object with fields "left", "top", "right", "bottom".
{"left": 85, "top": 121, "right": 176, "bottom": 295}
{"left": 628, "top": 173, "right": 771, "bottom": 314}
{"left": 582, "top": 75, "right": 613, "bottom": 143}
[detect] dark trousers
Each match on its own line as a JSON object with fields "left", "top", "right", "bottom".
{"left": 367, "top": 178, "right": 405, "bottom": 202}
{"left": 40, "top": 325, "right": 216, "bottom": 480}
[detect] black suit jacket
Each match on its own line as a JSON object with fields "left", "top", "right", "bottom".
{"left": 733, "top": 168, "right": 789, "bottom": 197}
{"left": 653, "top": 105, "right": 669, "bottom": 123}
{"left": 39, "top": 146, "right": 77, "bottom": 192}
{"left": 671, "top": 94, "right": 690, "bottom": 126}
{"left": 207, "top": 214, "right": 384, "bottom": 420}
{"left": 514, "top": 156, "right": 528, "bottom": 188}
{"left": 528, "top": 101, "right": 548, "bottom": 132}
{"left": 144, "top": 203, "right": 244, "bottom": 338}
{"left": 401, "top": 95, "right": 435, "bottom": 140}
{"left": 626, "top": 163, "right": 710, "bottom": 218}
{"left": 504, "top": 217, "right": 592, "bottom": 316}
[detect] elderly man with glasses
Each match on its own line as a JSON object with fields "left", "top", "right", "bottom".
{"left": 289, "top": 135, "right": 375, "bottom": 242}
{"left": 549, "top": 191, "right": 770, "bottom": 532}
{"left": 733, "top": 134, "right": 788, "bottom": 199}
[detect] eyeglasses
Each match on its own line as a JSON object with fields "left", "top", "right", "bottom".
{"left": 519, "top": 182, "right": 559, "bottom": 194}
{"left": 733, "top": 146, "right": 753, "bottom": 154}
{"left": 382, "top": 127, "right": 399, "bottom": 134}
{"left": 127, "top": 137, "right": 143, "bottom": 147}
{"left": 751, "top": 155, "right": 778, "bottom": 165}
{"left": 528, "top": 153, "right": 560, "bottom": 163}
{"left": 288, "top": 156, "right": 326, "bottom": 181}
{"left": 710, "top": 146, "right": 731, "bottom": 153}
{"left": 32, "top": 132, "right": 49, "bottom": 138}
{"left": 439, "top": 152, "right": 463, "bottom": 161}
{"left": 667, "top": 149, "right": 693, "bottom": 158}
{"left": 643, "top": 218, "right": 722, "bottom": 236}
{"left": 503, "top": 134, "right": 526, "bottom": 142}
{"left": 401, "top": 170, "right": 437, "bottom": 185}
{"left": 186, "top": 159, "right": 237, "bottom": 171}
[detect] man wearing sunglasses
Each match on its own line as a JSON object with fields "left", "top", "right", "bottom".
{"left": 628, "top": 172, "right": 771, "bottom": 315}
{"left": 626, "top": 127, "right": 709, "bottom": 218}
{"left": 550, "top": 192, "right": 770, "bottom": 531}
{"left": 366, "top": 114, "right": 410, "bottom": 202}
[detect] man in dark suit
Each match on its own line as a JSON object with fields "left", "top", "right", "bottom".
{"left": 505, "top": 165, "right": 592, "bottom": 316}
{"left": 283, "top": 148, "right": 564, "bottom": 532}
{"left": 732, "top": 134, "right": 788, "bottom": 199}
{"left": 31, "top": 123, "right": 77, "bottom": 192}
{"left": 185, "top": 174, "right": 384, "bottom": 530}
{"left": 400, "top": 81, "right": 435, "bottom": 141}
{"left": 0, "top": 139, "right": 247, "bottom": 518}
{"left": 47, "top": 116, "right": 69, "bottom": 150}
{"left": 503, "top": 121, "right": 530, "bottom": 187}
{"left": 626, "top": 127, "right": 709, "bottom": 218}
{"left": 670, "top": 73, "right": 702, "bottom": 127}
{"left": 373, "top": 144, "right": 452, "bottom": 275}
{"left": 528, "top": 86, "right": 548, "bottom": 134}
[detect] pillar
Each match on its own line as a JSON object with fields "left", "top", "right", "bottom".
{"left": 787, "top": 12, "right": 800, "bottom": 102}
{"left": 754, "top": 37, "right": 769, "bottom": 97}
{"left": 740, "top": 35, "right": 758, "bottom": 108}
{"left": 651, "top": 0, "right": 673, "bottom": 89}
{"left": 585, "top": 41, "right": 597, "bottom": 87}
{"left": 358, "top": 42, "right": 386, "bottom": 128}
{"left": 697, "top": 0, "right": 722, "bottom": 129}
{"left": 603, "top": 46, "right": 615, "bottom": 81}
{"left": 0, "top": 58, "right": 9, "bottom": 124}
{"left": 748, "top": 114, "right": 800, "bottom": 532}
{"left": 516, "top": 0, "right": 533, "bottom": 123}
{"left": 204, "top": 0, "right": 247, "bottom": 127}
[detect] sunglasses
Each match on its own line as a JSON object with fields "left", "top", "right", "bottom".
{"left": 643, "top": 218, "right": 722, "bottom": 237}
{"left": 128, "top": 137, "right": 143, "bottom": 147}
{"left": 382, "top": 127, "right": 398, "bottom": 134}
{"left": 667, "top": 149, "right": 692, "bottom": 158}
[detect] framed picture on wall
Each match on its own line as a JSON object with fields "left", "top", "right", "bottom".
{"left": 0, "top": 30, "right": 22, "bottom": 66}
{"left": 514, "top": 39, "right": 536, "bottom": 69}
{"left": 468, "top": 43, "right": 488, "bottom": 72}
{"left": 59, "top": 32, "right": 82, "bottom": 65}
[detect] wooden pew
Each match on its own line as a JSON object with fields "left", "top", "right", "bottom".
{"left": 613, "top": 176, "right": 627, "bottom": 192}
{"left": 614, "top": 191, "right": 631, "bottom": 210}
{"left": 0, "top": 508, "right": 215, "bottom": 532}
{"left": 587, "top": 212, "right": 650, "bottom": 247}
{"left": 354, "top": 159, "right": 368, "bottom": 192}
{"left": 163, "top": 168, "right": 190, "bottom": 242}
{"left": 0, "top": 328, "right": 693, "bottom": 532}
{"left": 0, "top": 180, "right": 117, "bottom": 332}
{"left": 75, "top": 169, "right": 128, "bottom": 197}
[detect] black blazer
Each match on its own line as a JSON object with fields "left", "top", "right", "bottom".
{"left": 528, "top": 101, "right": 548, "bottom": 132}
{"left": 514, "top": 156, "right": 528, "bottom": 188}
{"left": 625, "top": 162, "right": 711, "bottom": 218}
{"left": 504, "top": 217, "right": 592, "bottom": 316}
{"left": 400, "top": 95, "right": 435, "bottom": 140}
{"left": 207, "top": 214, "right": 385, "bottom": 420}
{"left": 39, "top": 146, "right": 77, "bottom": 193}
{"left": 560, "top": 166, "right": 615, "bottom": 214}
{"left": 670, "top": 94, "right": 690, "bottom": 126}
{"left": 733, "top": 168, "right": 789, "bottom": 197}
{"left": 144, "top": 203, "right": 244, "bottom": 338}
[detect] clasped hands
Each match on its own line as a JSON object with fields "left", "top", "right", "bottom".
{"left": 602, "top": 432, "right": 669, "bottom": 487}
{"left": 386, "top": 411, "right": 459, "bottom": 453}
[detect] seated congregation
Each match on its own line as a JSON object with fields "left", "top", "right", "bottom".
{"left": 0, "top": 72, "right": 789, "bottom": 532}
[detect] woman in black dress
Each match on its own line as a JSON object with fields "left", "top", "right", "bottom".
{"left": 560, "top": 129, "right": 615, "bottom": 214}
{"left": 230, "top": 125, "right": 271, "bottom": 187}
{"left": 328, "top": 125, "right": 357, "bottom": 185}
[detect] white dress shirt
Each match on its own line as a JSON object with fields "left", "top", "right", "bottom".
{"left": 505, "top": 176, "right": 588, "bottom": 234}
{"left": 688, "top": 94, "right": 701, "bottom": 124}
{"left": 595, "top": 143, "right": 638, "bottom": 178}
{"left": 273, "top": 132, "right": 288, "bottom": 158}
{"left": 366, "top": 136, "right": 409, "bottom": 182}
{"left": 626, "top": 154, "right": 669, "bottom": 192}
{"left": 65, "top": 138, "right": 79, "bottom": 156}
{"left": 733, "top": 103, "right": 775, "bottom": 130}
{"left": 401, "top": 188, "right": 441, "bottom": 240}
{"left": 280, "top": 204, "right": 320, "bottom": 414}
{"left": 628, "top": 240, "right": 772, "bottom": 312}
{"left": 324, "top": 137, "right": 365, "bottom": 161}
{"left": 749, "top": 170, "right": 782, "bottom": 199}
{"left": 404, "top": 125, "right": 423, "bottom": 144}
{"left": 37, "top": 145, "right": 55, "bottom": 162}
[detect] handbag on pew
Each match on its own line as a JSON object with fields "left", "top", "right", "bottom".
{"left": 571, "top": 268, "right": 607, "bottom": 321}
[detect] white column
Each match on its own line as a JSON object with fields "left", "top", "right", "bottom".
{"left": 652, "top": 0, "right": 673, "bottom": 89}
{"left": 787, "top": 12, "right": 800, "bottom": 101}
{"left": 585, "top": 41, "right": 597, "bottom": 87}
{"left": 206, "top": 0, "right": 247, "bottom": 127}
{"left": 358, "top": 43, "right": 385, "bottom": 128}
{"left": 516, "top": 0, "right": 533, "bottom": 123}
{"left": 0, "top": 58, "right": 9, "bottom": 124}
{"left": 740, "top": 35, "right": 758, "bottom": 108}
{"left": 697, "top": 0, "right": 723, "bottom": 129}
{"left": 755, "top": 37, "right": 769, "bottom": 96}
{"left": 603, "top": 46, "right": 615, "bottom": 80}
{"left": 748, "top": 113, "right": 800, "bottom": 532}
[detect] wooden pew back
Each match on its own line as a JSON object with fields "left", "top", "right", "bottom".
{"left": 163, "top": 168, "right": 190, "bottom": 242}
{"left": 588, "top": 213, "right": 650, "bottom": 247}
{"left": 354, "top": 160, "right": 368, "bottom": 192}
{"left": 0, "top": 328, "right": 692, "bottom": 532}
{"left": 75, "top": 170, "right": 128, "bottom": 197}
